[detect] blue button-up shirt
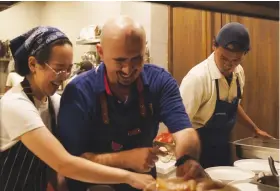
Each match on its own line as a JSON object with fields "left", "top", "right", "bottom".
{"left": 58, "top": 63, "right": 191, "bottom": 189}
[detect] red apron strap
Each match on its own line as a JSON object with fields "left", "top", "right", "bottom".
{"left": 100, "top": 93, "right": 110, "bottom": 124}
{"left": 136, "top": 77, "right": 146, "bottom": 117}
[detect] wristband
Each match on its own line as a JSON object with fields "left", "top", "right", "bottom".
{"left": 175, "top": 154, "right": 197, "bottom": 167}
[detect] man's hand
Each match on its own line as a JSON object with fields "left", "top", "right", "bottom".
{"left": 254, "top": 128, "right": 274, "bottom": 139}
{"left": 176, "top": 159, "right": 206, "bottom": 180}
{"left": 124, "top": 147, "right": 163, "bottom": 173}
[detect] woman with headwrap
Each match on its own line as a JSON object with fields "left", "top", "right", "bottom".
{"left": 0, "top": 26, "right": 154, "bottom": 191}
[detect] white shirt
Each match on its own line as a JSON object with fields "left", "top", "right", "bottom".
{"left": 6, "top": 72, "right": 24, "bottom": 87}
{"left": 179, "top": 53, "right": 245, "bottom": 129}
{"left": 0, "top": 84, "right": 61, "bottom": 151}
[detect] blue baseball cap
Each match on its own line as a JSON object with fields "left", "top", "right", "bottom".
{"left": 215, "top": 22, "right": 250, "bottom": 52}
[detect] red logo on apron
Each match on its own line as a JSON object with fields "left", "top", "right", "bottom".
{"left": 111, "top": 141, "right": 123, "bottom": 151}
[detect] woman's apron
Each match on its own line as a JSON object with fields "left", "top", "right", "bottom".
{"left": 0, "top": 78, "right": 57, "bottom": 191}
{"left": 197, "top": 78, "right": 241, "bottom": 168}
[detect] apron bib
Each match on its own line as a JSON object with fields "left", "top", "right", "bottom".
{"left": 87, "top": 77, "right": 156, "bottom": 191}
{"left": 197, "top": 78, "right": 241, "bottom": 168}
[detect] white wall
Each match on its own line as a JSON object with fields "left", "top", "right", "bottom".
{"left": 39, "top": 1, "right": 168, "bottom": 69}
{"left": 40, "top": 1, "right": 122, "bottom": 64}
{"left": 150, "top": 3, "right": 169, "bottom": 69}
{"left": 0, "top": 1, "right": 168, "bottom": 68}
{"left": 0, "top": 2, "right": 44, "bottom": 40}
{"left": 0, "top": 2, "right": 44, "bottom": 93}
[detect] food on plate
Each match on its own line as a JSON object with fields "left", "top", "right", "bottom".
{"left": 155, "top": 132, "right": 174, "bottom": 144}
{"left": 145, "top": 178, "right": 238, "bottom": 191}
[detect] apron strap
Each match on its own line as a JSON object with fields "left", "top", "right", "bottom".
{"left": 215, "top": 79, "right": 220, "bottom": 101}
{"left": 215, "top": 76, "right": 242, "bottom": 101}
{"left": 20, "top": 78, "right": 57, "bottom": 136}
{"left": 100, "top": 93, "right": 110, "bottom": 124}
{"left": 236, "top": 76, "right": 242, "bottom": 99}
{"left": 100, "top": 76, "right": 153, "bottom": 125}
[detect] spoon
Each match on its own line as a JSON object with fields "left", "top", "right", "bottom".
{"left": 268, "top": 156, "right": 279, "bottom": 178}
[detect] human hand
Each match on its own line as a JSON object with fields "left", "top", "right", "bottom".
{"left": 126, "top": 172, "right": 155, "bottom": 190}
{"left": 124, "top": 147, "right": 164, "bottom": 173}
{"left": 254, "top": 129, "right": 274, "bottom": 139}
{"left": 176, "top": 159, "right": 206, "bottom": 180}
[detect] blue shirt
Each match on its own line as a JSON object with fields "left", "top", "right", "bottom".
{"left": 58, "top": 63, "right": 191, "bottom": 155}
{"left": 58, "top": 63, "right": 191, "bottom": 190}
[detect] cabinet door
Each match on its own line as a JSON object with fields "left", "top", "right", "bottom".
{"left": 170, "top": 8, "right": 222, "bottom": 84}
{"left": 222, "top": 14, "right": 279, "bottom": 139}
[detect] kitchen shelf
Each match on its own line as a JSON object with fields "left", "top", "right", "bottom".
{"left": 0, "top": 58, "right": 11, "bottom": 62}
{"left": 76, "top": 39, "right": 100, "bottom": 45}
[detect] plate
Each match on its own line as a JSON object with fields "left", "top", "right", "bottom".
{"left": 234, "top": 159, "right": 280, "bottom": 173}
{"left": 205, "top": 166, "right": 255, "bottom": 183}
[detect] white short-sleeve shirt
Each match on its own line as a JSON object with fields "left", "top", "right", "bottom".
{"left": 179, "top": 52, "right": 245, "bottom": 129}
{"left": 6, "top": 72, "right": 24, "bottom": 87}
{"left": 0, "top": 84, "right": 61, "bottom": 151}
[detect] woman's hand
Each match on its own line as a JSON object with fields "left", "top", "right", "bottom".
{"left": 126, "top": 172, "right": 155, "bottom": 190}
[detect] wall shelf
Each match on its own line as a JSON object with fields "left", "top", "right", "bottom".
{"left": 76, "top": 39, "right": 100, "bottom": 45}
{"left": 0, "top": 58, "right": 11, "bottom": 62}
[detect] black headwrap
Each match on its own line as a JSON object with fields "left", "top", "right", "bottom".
{"left": 9, "top": 26, "right": 69, "bottom": 76}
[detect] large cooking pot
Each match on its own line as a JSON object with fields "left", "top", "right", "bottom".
{"left": 257, "top": 174, "right": 279, "bottom": 188}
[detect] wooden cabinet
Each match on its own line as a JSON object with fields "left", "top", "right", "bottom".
{"left": 222, "top": 14, "right": 279, "bottom": 140}
{"left": 169, "top": 7, "right": 279, "bottom": 139}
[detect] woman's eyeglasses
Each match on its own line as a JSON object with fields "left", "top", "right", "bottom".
{"left": 45, "top": 63, "right": 72, "bottom": 83}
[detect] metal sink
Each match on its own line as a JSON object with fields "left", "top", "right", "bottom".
{"left": 232, "top": 137, "right": 279, "bottom": 161}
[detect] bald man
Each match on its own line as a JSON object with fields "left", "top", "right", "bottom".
{"left": 58, "top": 16, "right": 202, "bottom": 191}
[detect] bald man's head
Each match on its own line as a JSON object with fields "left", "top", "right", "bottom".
{"left": 97, "top": 16, "right": 146, "bottom": 87}
{"left": 100, "top": 15, "right": 146, "bottom": 48}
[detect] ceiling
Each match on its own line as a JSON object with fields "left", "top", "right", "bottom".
{"left": 152, "top": 1, "right": 279, "bottom": 21}
{"left": 0, "top": 1, "right": 279, "bottom": 20}
{"left": 0, "top": 1, "right": 19, "bottom": 12}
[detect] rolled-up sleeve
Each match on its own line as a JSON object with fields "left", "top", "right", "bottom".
{"left": 158, "top": 71, "right": 192, "bottom": 133}
{"left": 58, "top": 83, "right": 90, "bottom": 156}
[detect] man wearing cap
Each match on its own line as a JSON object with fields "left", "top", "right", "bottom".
{"left": 179, "top": 22, "right": 273, "bottom": 168}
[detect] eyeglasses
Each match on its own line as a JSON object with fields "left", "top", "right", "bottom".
{"left": 45, "top": 63, "right": 71, "bottom": 83}
{"left": 221, "top": 57, "right": 243, "bottom": 67}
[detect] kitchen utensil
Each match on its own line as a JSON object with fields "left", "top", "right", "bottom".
{"left": 205, "top": 166, "right": 255, "bottom": 184}
{"left": 268, "top": 156, "right": 279, "bottom": 178}
{"left": 257, "top": 174, "right": 279, "bottom": 188}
